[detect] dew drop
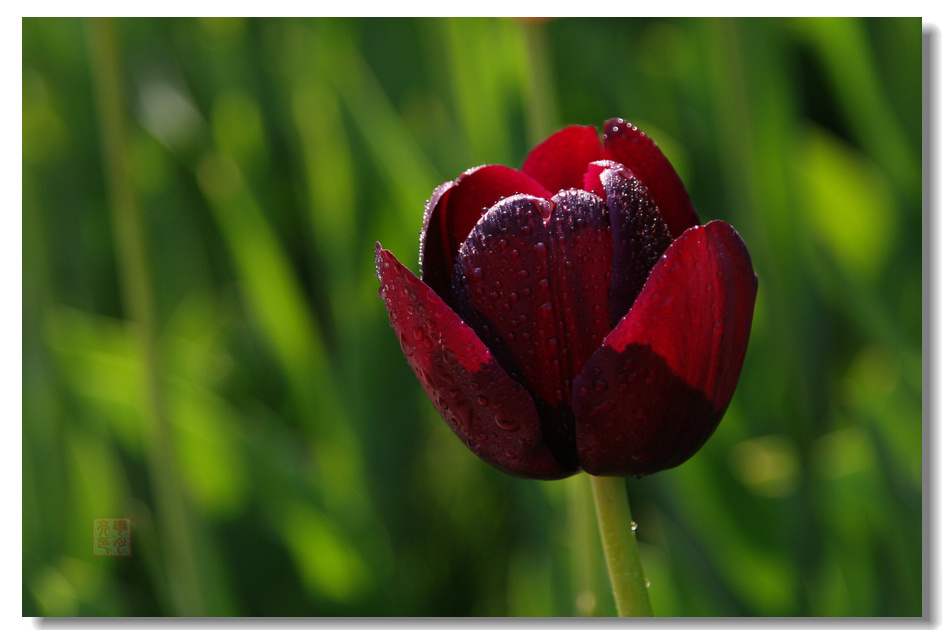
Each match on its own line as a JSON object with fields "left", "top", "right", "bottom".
{"left": 477, "top": 395, "right": 489, "bottom": 406}
{"left": 518, "top": 269, "right": 530, "bottom": 280}
{"left": 630, "top": 521, "right": 638, "bottom": 531}
{"left": 534, "top": 242, "right": 547, "bottom": 258}
{"left": 495, "top": 415, "right": 519, "bottom": 431}
{"left": 469, "top": 267, "right": 484, "bottom": 282}
{"left": 510, "top": 249, "right": 520, "bottom": 260}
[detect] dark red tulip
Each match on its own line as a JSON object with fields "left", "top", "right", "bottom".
{"left": 376, "top": 119, "right": 757, "bottom": 479}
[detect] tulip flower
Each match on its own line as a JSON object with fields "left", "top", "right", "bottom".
{"left": 376, "top": 119, "right": 757, "bottom": 480}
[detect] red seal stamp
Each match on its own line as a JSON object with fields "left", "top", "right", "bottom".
{"left": 93, "top": 518, "right": 132, "bottom": 556}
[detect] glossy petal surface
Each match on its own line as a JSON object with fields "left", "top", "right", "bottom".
{"left": 451, "top": 193, "right": 613, "bottom": 467}
{"left": 602, "top": 118, "right": 700, "bottom": 238}
{"left": 420, "top": 165, "right": 551, "bottom": 302}
{"left": 573, "top": 221, "right": 757, "bottom": 476}
{"left": 376, "top": 243, "right": 574, "bottom": 479}
{"left": 604, "top": 169, "right": 674, "bottom": 326}
{"left": 521, "top": 125, "right": 602, "bottom": 193}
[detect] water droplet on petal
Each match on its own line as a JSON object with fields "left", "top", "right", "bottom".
{"left": 495, "top": 415, "right": 518, "bottom": 431}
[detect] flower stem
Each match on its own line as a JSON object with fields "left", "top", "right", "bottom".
{"left": 589, "top": 475, "right": 654, "bottom": 617}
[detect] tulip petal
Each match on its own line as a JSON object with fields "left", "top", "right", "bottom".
{"left": 420, "top": 166, "right": 551, "bottom": 303}
{"left": 573, "top": 221, "right": 757, "bottom": 476}
{"left": 601, "top": 119, "right": 700, "bottom": 238}
{"left": 600, "top": 166, "right": 673, "bottom": 326}
{"left": 376, "top": 243, "right": 574, "bottom": 480}
{"left": 450, "top": 192, "right": 613, "bottom": 468}
{"left": 521, "top": 125, "right": 602, "bottom": 193}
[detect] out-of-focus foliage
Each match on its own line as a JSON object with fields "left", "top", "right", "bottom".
{"left": 23, "top": 17, "right": 921, "bottom": 616}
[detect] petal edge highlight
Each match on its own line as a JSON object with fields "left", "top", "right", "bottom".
{"left": 376, "top": 243, "right": 575, "bottom": 479}
{"left": 602, "top": 119, "right": 700, "bottom": 238}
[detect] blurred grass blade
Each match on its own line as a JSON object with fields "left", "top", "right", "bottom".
{"left": 85, "top": 17, "right": 215, "bottom": 616}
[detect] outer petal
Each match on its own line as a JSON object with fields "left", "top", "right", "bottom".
{"left": 521, "top": 125, "right": 602, "bottom": 193}
{"left": 376, "top": 243, "right": 575, "bottom": 479}
{"left": 420, "top": 166, "right": 551, "bottom": 303}
{"left": 450, "top": 193, "right": 613, "bottom": 469}
{"left": 572, "top": 221, "right": 757, "bottom": 476}
{"left": 601, "top": 119, "right": 700, "bottom": 238}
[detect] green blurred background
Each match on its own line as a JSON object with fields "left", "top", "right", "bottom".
{"left": 22, "top": 17, "right": 922, "bottom": 617}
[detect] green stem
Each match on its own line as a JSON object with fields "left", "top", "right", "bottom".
{"left": 590, "top": 475, "right": 653, "bottom": 617}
